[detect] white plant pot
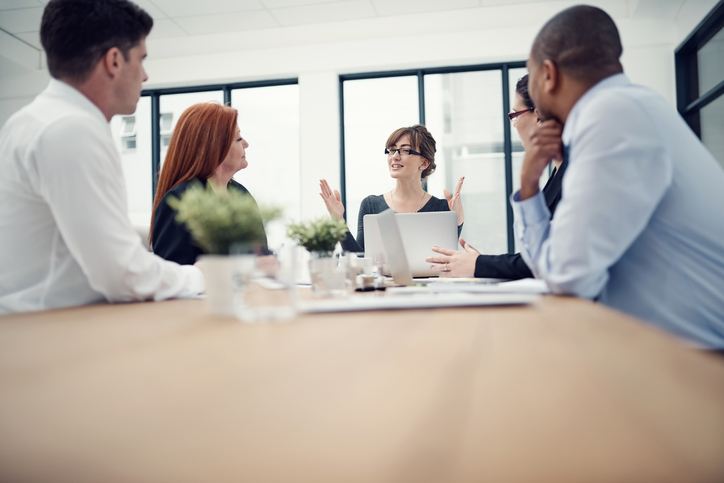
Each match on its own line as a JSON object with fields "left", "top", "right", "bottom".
{"left": 198, "top": 255, "right": 247, "bottom": 317}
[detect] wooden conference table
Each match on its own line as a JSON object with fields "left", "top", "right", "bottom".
{"left": 1, "top": 295, "right": 723, "bottom": 482}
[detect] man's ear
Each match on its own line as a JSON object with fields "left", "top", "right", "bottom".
{"left": 541, "top": 59, "right": 558, "bottom": 95}
{"left": 101, "top": 47, "right": 123, "bottom": 78}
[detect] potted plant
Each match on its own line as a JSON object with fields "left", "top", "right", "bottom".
{"left": 287, "top": 217, "right": 349, "bottom": 297}
{"left": 168, "top": 182, "right": 282, "bottom": 316}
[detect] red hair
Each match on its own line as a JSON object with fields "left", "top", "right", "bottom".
{"left": 150, "top": 102, "right": 238, "bottom": 242}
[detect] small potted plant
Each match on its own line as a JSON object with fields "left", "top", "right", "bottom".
{"left": 287, "top": 217, "right": 349, "bottom": 297}
{"left": 168, "top": 182, "right": 282, "bottom": 316}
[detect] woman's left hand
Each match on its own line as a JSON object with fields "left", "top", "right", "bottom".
{"left": 444, "top": 176, "right": 465, "bottom": 226}
{"left": 426, "top": 237, "right": 479, "bottom": 278}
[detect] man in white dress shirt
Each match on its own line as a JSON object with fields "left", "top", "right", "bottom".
{"left": 0, "top": 0, "right": 205, "bottom": 313}
{"left": 513, "top": 5, "right": 724, "bottom": 349}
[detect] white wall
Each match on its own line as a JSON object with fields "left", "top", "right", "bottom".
{"left": 0, "top": 0, "right": 719, "bottom": 220}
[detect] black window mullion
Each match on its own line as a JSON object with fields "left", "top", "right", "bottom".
{"left": 150, "top": 93, "right": 160, "bottom": 201}
{"left": 675, "top": 0, "right": 724, "bottom": 137}
{"left": 418, "top": 71, "right": 428, "bottom": 192}
{"left": 339, "top": 78, "right": 347, "bottom": 222}
{"left": 501, "top": 65, "right": 515, "bottom": 254}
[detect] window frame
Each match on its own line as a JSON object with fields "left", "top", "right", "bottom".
{"left": 339, "top": 61, "right": 526, "bottom": 254}
{"left": 675, "top": 0, "right": 724, "bottom": 136}
{"left": 141, "top": 78, "right": 298, "bottom": 200}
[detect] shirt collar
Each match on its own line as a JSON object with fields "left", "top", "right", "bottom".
{"left": 562, "top": 72, "right": 630, "bottom": 146}
{"left": 45, "top": 78, "right": 109, "bottom": 124}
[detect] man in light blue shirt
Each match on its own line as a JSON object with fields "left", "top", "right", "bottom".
{"left": 513, "top": 5, "right": 724, "bottom": 349}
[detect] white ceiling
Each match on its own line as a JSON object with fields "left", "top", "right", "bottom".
{"left": 0, "top": 0, "right": 692, "bottom": 51}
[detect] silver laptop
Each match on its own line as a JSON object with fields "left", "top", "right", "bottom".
{"left": 365, "top": 210, "right": 459, "bottom": 280}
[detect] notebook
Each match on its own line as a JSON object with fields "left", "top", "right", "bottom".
{"left": 364, "top": 210, "right": 458, "bottom": 278}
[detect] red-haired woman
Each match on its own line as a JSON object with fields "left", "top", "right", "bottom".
{"left": 150, "top": 102, "right": 267, "bottom": 265}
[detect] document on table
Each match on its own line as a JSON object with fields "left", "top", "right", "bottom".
{"left": 427, "top": 278, "right": 550, "bottom": 294}
{"left": 297, "top": 292, "right": 540, "bottom": 313}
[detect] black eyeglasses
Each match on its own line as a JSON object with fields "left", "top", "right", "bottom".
{"left": 385, "top": 147, "right": 423, "bottom": 157}
{"left": 508, "top": 107, "right": 535, "bottom": 122}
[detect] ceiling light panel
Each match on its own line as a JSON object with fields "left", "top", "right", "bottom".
{"left": 0, "top": 6, "right": 42, "bottom": 33}
{"left": 371, "top": 0, "right": 479, "bottom": 17}
{"left": 270, "top": 0, "right": 376, "bottom": 27}
{"left": 151, "top": 0, "right": 264, "bottom": 18}
{"left": 173, "top": 9, "right": 278, "bottom": 35}
{"left": 13, "top": 31, "right": 41, "bottom": 49}
{"left": 147, "top": 18, "right": 188, "bottom": 39}
{"left": 0, "top": 0, "right": 43, "bottom": 10}
{"left": 261, "top": 0, "right": 342, "bottom": 8}
{"left": 132, "top": 0, "right": 169, "bottom": 19}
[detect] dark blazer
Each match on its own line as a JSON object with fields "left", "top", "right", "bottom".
{"left": 473, "top": 161, "right": 567, "bottom": 280}
{"left": 152, "top": 178, "right": 268, "bottom": 265}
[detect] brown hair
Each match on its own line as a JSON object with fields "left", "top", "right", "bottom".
{"left": 516, "top": 74, "right": 534, "bottom": 110}
{"left": 41, "top": 0, "right": 153, "bottom": 82}
{"left": 385, "top": 124, "right": 437, "bottom": 180}
{"left": 150, "top": 102, "right": 238, "bottom": 242}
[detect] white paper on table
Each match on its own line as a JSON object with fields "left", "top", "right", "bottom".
{"left": 427, "top": 278, "right": 550, "bottom": 294}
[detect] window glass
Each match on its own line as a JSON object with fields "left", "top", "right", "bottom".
{"left": 700, "top": 94, "right": 724, "bottom": 170}
{"left": 343, "top": 76, "right": 419, "bottom": 238}
{"left": 159, "top": 91, "right": 224, "bottom": 167}
{"left": 508, "top": 68, "right": 550, "bottom": 194}
{"left": 231, "top": 84, "right": 300, "bottom": 251}
{"left": 425, "top": 71, "right": 507, "bottom": 255}
{"left": 110, "top": 97, "right": 151, "bottom": 227}
{"left": 509, "top": 67, "right": 528, "bottom": 197}
{"left": 697, "top": 27, "right": 724, "bottom": 96}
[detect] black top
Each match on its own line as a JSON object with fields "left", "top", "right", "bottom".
{"left": 474, "top": 161, "right": 567, "bottom": 280}
{"left": 152, "top": 178, "right": 268, "bottom": 265}
{"left": 341, "top": 194, "right": 463, "bottom": 253}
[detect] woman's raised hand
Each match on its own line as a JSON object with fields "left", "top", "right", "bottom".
{"left": 319, "top": 179, "right": 345, "bottom": 220}
{"left": 444, "top": 176, "right": 465, "bottom": 226}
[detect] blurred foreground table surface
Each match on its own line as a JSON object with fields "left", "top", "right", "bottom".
{"left": 1, "top": 296, "right": 723, "bottom": 483}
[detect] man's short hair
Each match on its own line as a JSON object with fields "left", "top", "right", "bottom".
{"left": 41, "top": 0, "right": 153, "bottom": 82}
{"left": 531, "top": 5, "right": 623, "bottom": 84}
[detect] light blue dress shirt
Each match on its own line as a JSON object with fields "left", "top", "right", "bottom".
{"left": 512, "top": 73, "right": 724, "bottom": 349}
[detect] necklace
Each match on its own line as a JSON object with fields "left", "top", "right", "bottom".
{"left": 391, "top": 189, "right": 427, "bottom": 213}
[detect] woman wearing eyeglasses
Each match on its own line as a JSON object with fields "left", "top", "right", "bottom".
{"left": 320, "top": 124, "right": 464, "bottom": 253}
{"left": 427, "top": 74, "right": 565, "bottom": 279}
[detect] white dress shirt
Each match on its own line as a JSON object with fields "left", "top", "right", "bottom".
{"left": 512, "top": 73, "right": 724, "bottom": 349}
{"left": 0, "top": 79, "right": 205, "bottom": 313}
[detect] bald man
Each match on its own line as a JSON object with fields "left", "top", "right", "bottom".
{"left": 512, "top": 5, "right": 724, "bottom": 350}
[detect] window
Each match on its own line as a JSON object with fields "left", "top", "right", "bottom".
{"left": 231, "top": 84, "right": 300, "bottom": 250}
{"left": 160, "top": 113, "right": 173, "bottom": 149}
{"left": 341, "top": 62, "right": 526, "bottom": 254}
{"left": 425, "top": 71, "right": 507, "bottom": 254}
{"left": 110, "top": 99, "right": 151, "bottom": 226}
{"left": 342, "top": 76, "right": 419, "bottom": 237}
{"left": 108, "top": 80, "right": 298, "bottom": 248}
{"left": 120, "top": 116, "right": 137, "bottom": 152}
{"left": 159, "top": 91, "right": 225, "bottom": 167}
{"left": 676, "top": 0, "right": 724, "bottom": 169}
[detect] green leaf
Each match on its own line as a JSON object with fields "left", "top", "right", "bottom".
{"left": 170, "top": 182, "right": 282, "bottom": 255}
{"left": 286, "top": 216, "right": 348, "bottom": 254}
